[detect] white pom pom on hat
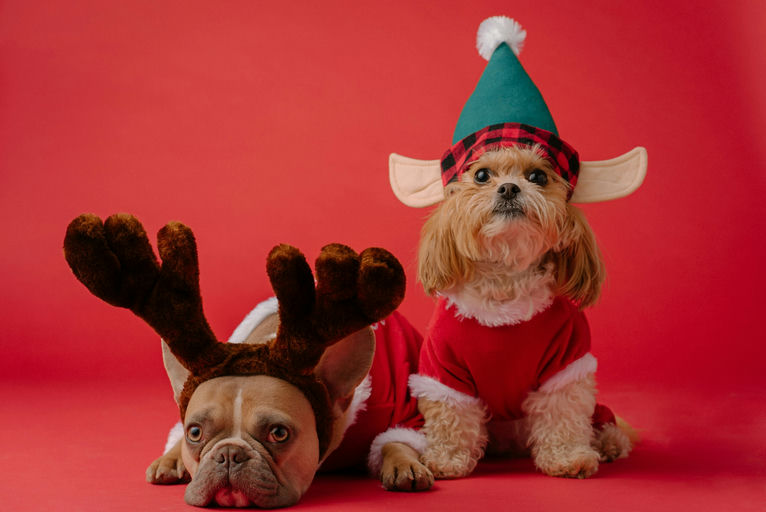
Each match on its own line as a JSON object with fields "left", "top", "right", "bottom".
{"left": 476, "top": 16, "right": 527, "bottom": 60}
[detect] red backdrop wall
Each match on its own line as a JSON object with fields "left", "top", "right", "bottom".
{"left": 2, "top": 1, "right": 764, "bottom": 395}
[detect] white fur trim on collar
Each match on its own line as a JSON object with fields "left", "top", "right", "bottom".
{"left": 442, "top": 271, "right": 554, "bottom": 327}
{"left": 409, "top": 374, "right": 484, "bottom": 408}
{"left": 538, "top": 353, "right": 598, "bottom": 393}
{"left": 367, "top": 427, "right": 428, "bottom": 474}
{"left": 227, "top": 297, "right": 279, "bottom": 344}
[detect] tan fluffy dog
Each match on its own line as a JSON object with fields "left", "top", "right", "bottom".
{"left": 411, "top": 146, "right": 633, "bottom": 479}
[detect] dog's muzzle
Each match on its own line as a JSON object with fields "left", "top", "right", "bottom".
{"left": 185, "top": 439, "right": 293, "bottom": 508}
{"left": 493, "top": 182, "right": 525, "bottom": 217}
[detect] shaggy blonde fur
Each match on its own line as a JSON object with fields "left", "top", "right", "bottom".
{"left": 524, "top": 375, "right": 600, "bottom": 478}
{"left": 415, "top": 146, "right": 629, "bottom": 479}
{"left": 418, "top": 397, "right": 488, "bottom": 478}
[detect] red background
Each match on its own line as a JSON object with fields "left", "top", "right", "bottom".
{"left": 1, "top": 1, "right": 764, "bottom": 510}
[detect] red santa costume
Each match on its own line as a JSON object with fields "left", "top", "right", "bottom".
{"left": 162, "top": 297, "right": 426, "bottom": 475}
{"left": 409, "top": 294, "right": 615, "bottom": 437}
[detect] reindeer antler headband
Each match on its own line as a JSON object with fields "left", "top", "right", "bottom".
{"left": 63, "top": 213, "right": 405, "bottom": 457}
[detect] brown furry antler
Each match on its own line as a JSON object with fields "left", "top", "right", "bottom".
{"left": 266, "top": 243, "right": 405, "bottom": 374}
{"left": 64, "top": 213, "right": 230, "bottom": 374}
{"left": 64, "top": 213, "right": 406, "bottom": 454}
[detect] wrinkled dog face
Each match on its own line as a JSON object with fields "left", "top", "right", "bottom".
{"left": 181, "top": 375, "right": 320, "bottom": 508}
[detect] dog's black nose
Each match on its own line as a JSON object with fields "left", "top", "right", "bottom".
{"left": 214, "top": 445, "right": 252, "bottom": 466}
{"left": 497, "top": 183, "right": 521, "bottom": 199}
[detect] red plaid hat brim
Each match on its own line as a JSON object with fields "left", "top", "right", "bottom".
{"left": 440, "top": 123, "right": 580, "bottom": 197}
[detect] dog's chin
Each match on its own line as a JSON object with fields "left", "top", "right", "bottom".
{"left": 477, "top": 207, "right": 551, "bottom": 271}
{"left": 184, "top": 445, "right": 302, "bottom": 509}
{"left": 187, "top": 470, "right": 299, "bottom": 509}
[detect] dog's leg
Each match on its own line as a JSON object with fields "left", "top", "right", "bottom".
{"left": 146, "top": 438, "right": 190, "bottom": 484}
{"left": 379, "top": 442, "right": 434, "bottom": 491}
{"left": 523, "top": 375, "right": 600, "bottom": 478}
{"left": 418, "top": 397, "right": 488, "bottom": 478}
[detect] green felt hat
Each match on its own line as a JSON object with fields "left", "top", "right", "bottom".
{"left": 453, "top": 16, "right": 558, "bottom": 142}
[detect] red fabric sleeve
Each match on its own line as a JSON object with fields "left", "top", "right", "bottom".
{"left": 536, "top": 302, "right": 592, "bottom": 388}
{"left": 417, "top": 301, "right": 478, "bottom": 398}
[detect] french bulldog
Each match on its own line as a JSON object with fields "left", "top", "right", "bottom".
{"left": 64, "top": 213, "right": 433, "bottom": 509}
{"left": 149, "top": 301, "right": 435, "bottom": 507}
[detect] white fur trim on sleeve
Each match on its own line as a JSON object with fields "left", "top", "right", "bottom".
{"left": 227, "top": 297, "right": 279, "bottom": 344}
{"left": 163, "top": 421, "right": 184, "bottom": 454}
{"left": 408, "top": 374, "right": 484, "bottom": 408}
{"left": 538, "top": 353, "right": 598, "bottom": 393}
{"left": 367, "top": 427, "right": 428, "bottom": 474}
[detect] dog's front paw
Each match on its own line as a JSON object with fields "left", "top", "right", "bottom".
{"left": 381, "top": 457, "right": 434, "bottom": 492}
{"left": 535, "top": 446, "right": 600, "bottom": 479}
{"left": 146, "top": 453, "right": 190, "bottom": 484}
{"left": 379, "top": 442, "right": 433, "bottom": 492}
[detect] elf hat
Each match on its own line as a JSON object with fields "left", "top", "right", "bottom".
{"left": 390, "top": 16, "right": 647, "bottom": 207}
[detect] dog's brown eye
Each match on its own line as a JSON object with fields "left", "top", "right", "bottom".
{"left": 474, "top": 169, "right": 491, "bottom": 184}
{"left": 268, "top": 425, "right": 290, "bottom": 443}
{"left": 186, "top": 425, "right": 203, "bottom": 443}
{"left": 527, "top": 169, "right": 548, "bottom": 186}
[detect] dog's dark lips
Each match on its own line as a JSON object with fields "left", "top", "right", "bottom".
{"left": 493, "top": 201, "right": 525, "bottom": 218}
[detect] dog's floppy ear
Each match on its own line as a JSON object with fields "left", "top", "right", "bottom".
{"left": 552, "top": 204, "right": 605, "bottom": 308}
{"left": 162, "top": 340, "right": 190, "bottom": 405}
{"left": 417, "top": 203, "right": 471, "bottom": 295}
{"left": 313, "top": 327, "right": 375, "bottom": 411}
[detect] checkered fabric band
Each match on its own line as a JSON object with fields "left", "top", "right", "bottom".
{"left": 440, "top": 123, "right": 580, "bottom": 197}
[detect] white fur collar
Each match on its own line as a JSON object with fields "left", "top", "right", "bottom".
{"left": 443, "top": 268, "right": 555, "bottom": 327}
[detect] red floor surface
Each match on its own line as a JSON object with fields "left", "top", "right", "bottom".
{"left": 1, "top": 379, "right": 763, "bottom": 511}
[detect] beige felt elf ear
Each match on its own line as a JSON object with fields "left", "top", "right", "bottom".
{"left": 570, "top": 147, "right": 647, "bottom": 203}
{"left": 389, "top": 147, "right": 647, "bottom": 207}
{"left": 389, "top": 154, "right": 444, "bottom": 208}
